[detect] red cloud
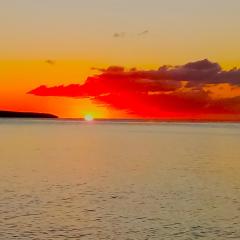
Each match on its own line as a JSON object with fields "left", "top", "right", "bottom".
{"left": 28, "top": 59, "right": 240, "bottom": 119}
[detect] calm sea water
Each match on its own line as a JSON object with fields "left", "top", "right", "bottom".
{"left": 0, "top": 119, "right": 240, "bottom": 239}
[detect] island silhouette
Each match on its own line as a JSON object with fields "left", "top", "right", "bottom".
{"left": 0, "top": 110, "right": 58, "bottom": 118}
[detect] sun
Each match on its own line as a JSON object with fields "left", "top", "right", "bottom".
{"left": 84, "top": 114, "right": 94, "bottom": 121}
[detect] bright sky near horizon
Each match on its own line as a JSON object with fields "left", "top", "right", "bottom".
{"left": 1, "top": 0, "right": 240, "bottom": 118}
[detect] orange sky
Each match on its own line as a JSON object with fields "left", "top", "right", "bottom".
{"left": 0, "top": 60, "right": 140, "bottom": 118}
{"left": 1, "top": 1, "right": 240, "bottom": 119}
{"left": 1, "top": 59, "right": 240, "bottom": 119}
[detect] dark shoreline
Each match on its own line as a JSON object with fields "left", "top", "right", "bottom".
{"left": 0, "top": 110, "right": 58, "bottom": 119}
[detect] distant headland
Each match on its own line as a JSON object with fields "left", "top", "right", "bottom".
{"left": 0, "top": 110, "right": 58, "bottom": 119}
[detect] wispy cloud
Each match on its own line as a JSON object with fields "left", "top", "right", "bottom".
{"left": 45, "top": 59, "right": 56, "bottom": 65}
{"left": 113, "top": 32, "right": 126, "bottom": 38}
{"left": 113, "top": 30, "right": 149, "bottom": 38}
{"left": 137, "top": 30, "right": 149, "bottom": 36}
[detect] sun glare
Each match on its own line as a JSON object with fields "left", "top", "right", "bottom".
{"left": 84, "top": 114, "right": 94, "bottom": 121}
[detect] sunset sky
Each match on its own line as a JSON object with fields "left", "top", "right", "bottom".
{"left": 1, "top": 0, "right": 240, "bottom": 119}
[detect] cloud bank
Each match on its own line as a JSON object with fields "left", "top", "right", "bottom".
{"left": 28, "top": 59, "right": 240, "bottom": 119}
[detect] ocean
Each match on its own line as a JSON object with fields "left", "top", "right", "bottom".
{"left": 0, "top": 119, "right": 240, "bottom": 239}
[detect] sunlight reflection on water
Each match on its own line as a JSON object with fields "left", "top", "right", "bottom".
{"left": 0, "top": 119, "right": 240, "bottom": 239}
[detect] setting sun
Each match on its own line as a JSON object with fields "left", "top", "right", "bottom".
{"left": 84, "top": 114, "right": 94, "bottom": 121}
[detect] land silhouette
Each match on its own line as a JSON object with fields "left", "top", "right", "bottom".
{"left": 0, "top": 110, "right": 58, "bottom": 119}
